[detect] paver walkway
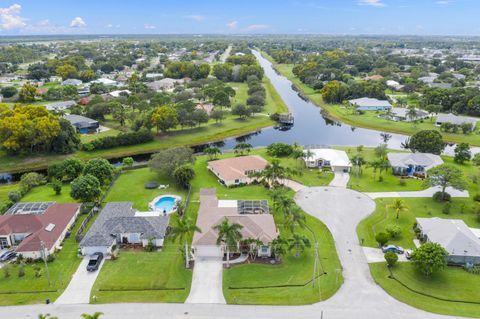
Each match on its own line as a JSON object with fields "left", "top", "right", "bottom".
{"left": 55, "top": 257, "right": 104, "bottom": 304}
{"left": 366, "top": 186, "right": 469, "bottom": 199}
{"left": 186, "top": 257, "right": 226, "bottom": 304}
{"left": 279, "top": 179, "right": 306, "bottom": 192}
{"left": 329, "top": 172, "right": 350, "bottom": 188}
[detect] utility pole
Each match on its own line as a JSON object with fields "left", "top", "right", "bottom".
{"left": 40, "top": 241, "right": 51, "bottom": 287}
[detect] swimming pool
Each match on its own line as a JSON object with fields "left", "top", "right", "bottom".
{"left": 148, "top": 195, "right": 181, "bottom": 215}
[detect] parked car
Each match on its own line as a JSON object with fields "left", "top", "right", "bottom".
{"left": 382, "top": 245, "right": 404, "bottom": 254}
{"left": 0, "top": 250, "right": 16, "bottom": 262}
{"left": 86, "top": 252, "right": 104, "bottom": 272}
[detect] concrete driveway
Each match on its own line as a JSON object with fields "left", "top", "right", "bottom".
{"left": 329, "top": 172, "right": 350, "bottom": 188}
{"left": 55, "top": 257, "right": 104, "bottom": 304}
{"left": 186, "top": 257, "right": 226, "bottom": 304}
{"left": 363, "top": 247, "right": 409, "bottom": 263}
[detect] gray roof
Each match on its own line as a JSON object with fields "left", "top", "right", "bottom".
{"left": 417, "top": 217, "right": 480, "bottom": 258}
{"left": 61, "top": 79, "right": 82, "bottom": 86}
{"left": 80, "top": 202, "right": 169, "bottom": 247}
{"left": 387, "top": 152, "right": 443, "bottom": 169}
{"left": 389, "top": 107, "right": 428, "bottom": 119}
{"left": 436, "top": 113, "right": 478, "bottom": 126}
{"left": 64, "top": 114, "right": 98, "bottom": 125}
{"left": 348, "top": 97, "right": 392, "bottom": 108}
{"left": 429, "top": 83, "right": 452, "bottom": 89}
{"left": 44, "top": 100, "right": 76, "bottom": 111}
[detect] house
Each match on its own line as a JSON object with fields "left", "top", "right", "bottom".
{"left": 49, "top": 76, "right": 62, "bottom": 83}
{"left": 146, "top": 78, "right": 184, "bottom": 91}
{"left": 348, "top": 97, "right": 392, "bottom": 111}
{"left": 192, "top": 188, "right": 278, "bottom": 258}
{"left": 429, "top": 83, "right": 452, "bottom": 89}
{"left": 196, "top": 103, "right": 214, "bottom": 115}
{"left": 303, "top": 148, "right": 352, "bottom": 172}
{"left": 416, "top": 217, "right": 480, "bottom": 265}
{"left": 387, "top": 152, "right": 443, "bottom": 178}
{"left": 145, "top": 73, "right": 163, "bottom": 79}
{"left": 364, "top": 75, "right": 384, "bottom": 81}
{"left": 0, "top": 202, "right": 80, "bottom": 258}
{"left": 80, "top": 202, "right": 169, "bottom": 256}
{"left": 207, "top": 155, "right": 268, "bottom": 186}
{"left": 386, "top": 80, "right": 404, "bottom": 91}
{"left": 435, "top": 113, "right": 478, "bottom": 130}
{"left": 44, "top": 100, "right": 76, "bottom": 111}
{"left": 382, "top": 107, "right": 429, "bottom": 122}
{"left": 64, "top": 114, "right": 100, "bottom": 134}
{"left": 61, "top": 79, "right": 82, "bottom": 86}
{"left": 108, "top": 89, "right": 131, "bottom": 98}
{"left": 90, "top": 78, "right": 119, "bottom": 86}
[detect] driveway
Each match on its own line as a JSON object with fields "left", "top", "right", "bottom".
{"left": 362, "top": 247, "right": 409, "bottom": 263}
{"left": 329, "top": 172, "right": 349, "bottom": 188}
{"left": 55, "top": 257, "right": 104, "bottom": 304}
{"left": 186, "top": 257, "right": 226, "bottom": 304}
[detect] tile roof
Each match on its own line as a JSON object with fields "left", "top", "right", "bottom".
{"left": 207, "top": 155, "right": 268, "bottom": 181}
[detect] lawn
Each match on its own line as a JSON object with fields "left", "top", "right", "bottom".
{"left": 80, "top": 128, "right": 122, "bottom": 143}
{"left": 262, "top": 51, "right": 480, "bottom": 147}
{"left": 189, "top": 152, "right": 342, "bottom": 305}
{"left": 21, "top": 183, "right": 76, "bottom": 203}
{"left": 0, "top": 213, "right": 87, "bottom": 305}
{"left": 370, "top": 262, "right": 480, "bottom": 318}
{"left": 0, "top": 183, "right": 17, "bottom": 207}
{"left": 103, "top": 167, "right": 188, "bottom": 211}
{"left": 90, "top": 244, "right": 192, "bottom": 304}
{"left": 0, "top": 76, "right": 288, "bottom": 175}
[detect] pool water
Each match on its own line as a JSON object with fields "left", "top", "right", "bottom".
{"left": 154, "top": 196, "right": 176, "bottom": 213}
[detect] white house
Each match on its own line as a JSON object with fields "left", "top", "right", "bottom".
{"left": 349, "top": 97, "right": 392, "bottom": 111}
{"left": 303, "top": 148, "right": 352, "bottom": 172}
{"left": 387, "top": 152, "right": 443, "bottom": 178}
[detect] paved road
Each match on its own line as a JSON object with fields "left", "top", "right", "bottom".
{"left": 55, "top": 257, "right": 104, "bottom": 305}
{"left": 186, "top": 257, "right": 226, "bottom": 304}
{"left": 329, "top": 172, "right": 350, "bottom": 188}
{"left": 0, "top": 187, "right": 468, "bottom": 319}
{"left": 362, "top": 247, "right": 409, "bottom": 263}
{"left": 366, "top": 186, "right": 469, "bottom": 199}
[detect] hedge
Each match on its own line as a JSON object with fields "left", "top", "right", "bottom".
{"left": 82, "top": 129, "right": 154, "bottom": 151}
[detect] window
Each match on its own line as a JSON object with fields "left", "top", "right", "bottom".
{"left": 0, "top": 237, "right": 9, "bottom": 249}
{"left": 261, "top": 245, "right": 269, "bottom": 253}
{"left": 234, "top": 179, "right": 240, "bottom": 184}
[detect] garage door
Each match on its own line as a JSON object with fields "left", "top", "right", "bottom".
{"left": 195, "top": 245, "right": 223, "bottom": 258}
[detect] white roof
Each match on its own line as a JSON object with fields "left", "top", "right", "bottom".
{"left": 109, "top": 90, "right": 131, "bottom": 98}
{"left": 90, "top": 78, "right": 118, "bottom": 86}
{"left": 348, "top": 97, "right": 392, "bottom": 108}
{"left": 304, "top": 149, "right": 351, "bottom": 167}
{"left": 387, "top": 152, "right": 443, "bottom": 169}
{"left": 436, "top": 113, "right": 478, "bottom": 126}
{"left": 417, "top": 217, "right": 480, "bottom": 257}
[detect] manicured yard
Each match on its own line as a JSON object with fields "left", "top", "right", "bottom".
{"left": 0, "top": 213, "right": 87, "bottom": 305}
{"left": 80, "top": 127, "right": 121, "bottom": 143}
{"left": 370, "top": 262, "right": 480, "bottom": 318}
{"left": 0, "top": 183, "right": 17, "bottom": 207}
{"left": 21, "top": 183, "right": 76, "bottom": 203}
{"left": 90, "top": 244, "right": 192, "bottom": 304}
{"left": 103, "top": 167, "right": 188, "bottom": 211}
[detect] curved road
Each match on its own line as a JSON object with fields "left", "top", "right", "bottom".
{"left": 0, "top": 186, "right": 468, "bottom": 319}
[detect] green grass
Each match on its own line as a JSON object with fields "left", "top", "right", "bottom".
{"left": 0, "top": 213, "right": 87, "bottom": 305}
{"left": 21, "top": 183, "right": 76, "bottom": 203}
{"left": 262, "top": 51, "right": 480, "bottom": 147}
{"left": 0, "top": 183, "right": 17, "bottom": 207}
{"left": 103, "top": 168, "right": 188, "bottom": 211}
{"left": 90, "top": 246, "right": 192, "bottom": 304}
{"left": 80, "top": 128, "right": 122, "bottom": 143}
{"left": 0, "top": 77, "right": 288, "bottom": 174}
{"left": 370, "top": 262, "right": 480, "bottom": 318}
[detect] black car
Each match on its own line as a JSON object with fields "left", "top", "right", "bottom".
{"left": 86, "top": 252, "right": 103, "bottom": 272}
{"left": 0, "top": 250, "right": 16, "bottom": 262}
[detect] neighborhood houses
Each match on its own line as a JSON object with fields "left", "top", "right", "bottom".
{"left": 207, "top": 155, "right": 268, "bottom": 186}
{"left": 387, "top": 152, "right": 443, "bottom": 178}
{"left": 303, "top": 148, "right": 352, "bottom": 172}
{"left": 348, "top": 97, "right": 392, "bottom": 111}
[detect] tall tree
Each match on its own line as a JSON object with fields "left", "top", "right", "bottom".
{"left": 427, "top": 164, "right": 467, "bottom": 201}
{"left": 287, "top": 234, "right": 311, "bottom": 258}
{"left": 169, "top": 217, "right": 201, "bottom": 268}
{"left": 214, "top": 218, "right": 243, "bottom": 267}
{"left": 387, "top": 199, "right": 409, "bottom": 220}
{"left": 151, "top": 106, "right": 178, "bottom": 133}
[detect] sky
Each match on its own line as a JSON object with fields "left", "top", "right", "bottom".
{"left": 0, "top": 0, "right": 479, "bottom": 36}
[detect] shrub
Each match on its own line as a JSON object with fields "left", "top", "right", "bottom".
{"left": 398, "top": 179, "right": 406, "bottom": 187}
{"left": 375, "top": 232, "right": 390, "bottom": 247}
{"left": 433, "top": 191, "right": 451, "bottom": 202}
{"left": 474, "top": 194, "right": 480, "bottom": 202}
{"left": 19, "top": 172, "right": 45, "bottom": 194}
{"left": 33, "top": 265, "right": 42, "bottom": 278}
{"left": 8, "top": 191, "right": 22, "bottom": 203}
{"left": 82, "top": 129, "right": 154, "bottom": 151}
{"left": 50, "top": 178, "right": 62, "bottom": 195}
{"left": 144, "top": 237, "right": 156, "bottom": 252}
{"left": 384, "top": 251, "right": 398, "bottom": 268}
{"left": 442, "top": 202, "right": 451, "bottom": 215}
{"left": 17, "top": 264, "right": 25, "bottom": 277}
{"left": 266, "top": 143, "right": 295, "bottom": 157}
{"left": 386, "top": 224, "right": 402, "bottom": 239}
{"left": 3, "top": 265, "right": 10, "bottom": 278}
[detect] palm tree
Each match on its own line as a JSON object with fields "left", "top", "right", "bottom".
{"left": 252, "top": 159, "right": 298, "bottom": 187}
{"left": 387, "top": 199, "right": 409, "bottom": 220}
{"left": 169, "top": 217, "right": 201, "bottom": 268}
{"left": 271, "top": 236, "right": 288, "bottom": 261}
{"left": 214, "top": 218, "right": 243, "bottom": 267}
{"left": 284, "top": 206, "right": 306, "bottom": 231}
{"left": 81, "top": 313, "right": 104, "bottom": 319}
{"left": 288, "top": 234, "right": 311, "bottom": 258}
{"left": 351, "top": 154, "right": 366, "bottom": 177}
{"left": 269, "top": 188, "right": 304, "bottom": 231}
{"left": 204, "top": 146, "right": 221, "bottom": 160}
{"left": 234, "top": 142, "right": 252, "bottom": 155}
{"left": 241, "top": 238, "right": 263, "bottom": 260}
{"left": 369, "top": 159, "right": 383, "bottom": 181}
{"left": 378, "top": 158, "right": 391, "bottom": 177}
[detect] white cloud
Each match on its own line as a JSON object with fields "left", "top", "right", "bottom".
{"left": 185, "top": 15, "right": 205, "bottom": 22}
{"left": 0, "top": 3, "right": 26, "bottom": 30}
{"left": 226, "top": 21, "right": 238, "bottom": 29}
{"left": 106, "top": 23, "right": 120, "bottom": 28}
{"left": 144, "top": 24, "right": 156, "bottom": 30}
{"left": 70, "top": 16, "right": 86, "bottom": 28}
{"left": 245, "top": 24, "right": 270, "bottom": 31}
{"left": 435, "top": 0, "right": 451, "bottom": 4}
{"left": 358, "top": 0, "right": 385, "bottom": 7}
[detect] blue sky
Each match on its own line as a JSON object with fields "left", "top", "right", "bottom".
{"left": 0, "top": 0, "right": 478, "bottom": 36}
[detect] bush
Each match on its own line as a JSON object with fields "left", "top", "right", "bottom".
{"left": 33, "top": 265, "right": 42, "bottom": 278}
{"left": 266, "top": 143, "right": 295, "bottom": 157}
{"left": 3, "top": 265, "right": 10, "bottom": 278}
{"left": 50, "top": 178, "right": 62, "bottom": 195}
{"left": 17, "top": 264, "right": 25, "bottom": 277}
{"left": 375, "top": 232, "right": 390, "bottom": 247}
{"left": 82, "top": 129, "right": 154, "bottom": 151}
{"left": 8, "top": 191, "right": 22, "bottom": 203}
{"left": 386, "top": 224, "right": 402, "bottom": 239}
{"left": 432, "top": 191, "right": 451, "bottom": 202}
{"left": 19, "top": 172, "right": 45, "bottom": 194}
{"left": 384, "top": 251, "right": 398, "bottom": 267}
{"left": 442, "top": 202, "right": 451, "bottom": 214}
{"left": 473, "top": 194, "right": 480, "bottom": 202}
{"left": 398, "top": 179, "right": 406, "bottom": 187}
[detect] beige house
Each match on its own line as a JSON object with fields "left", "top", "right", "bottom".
{"left": 192, "top": 188, "right": 278, "bottom": 258}
{"left": 207, "top": 155, "right": 268, "bottom": 186}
